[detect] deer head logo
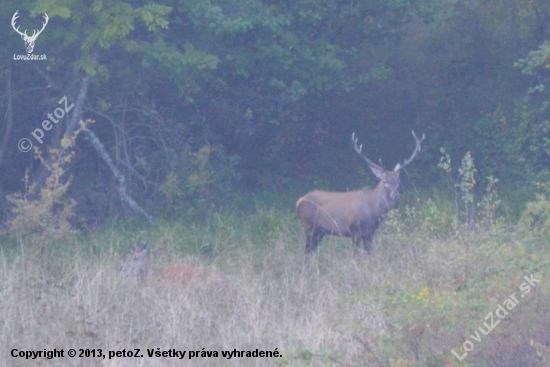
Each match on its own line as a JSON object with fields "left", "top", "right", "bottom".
{"left": 11, "top": 11, "right": 49, "bottom": 54}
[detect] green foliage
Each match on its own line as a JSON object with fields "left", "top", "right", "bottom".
{"left": 4, "top": 0, "right": 550, "bottom": 363}
{"left": 246, "top": 207, "right": 294, "bottom": 247}
{"left": 33, "top": 0, "right": 175, "bottom": 74}
{"left": 505, "top": 42, "right": 550, "bottom": 178}
{"left": 458, "top": 152, "right": 476, "bottom": 208}
{"left": 519, "top": 182, "right": 550, "bottom": 237}
{"left": 90, "top": 2, "right": 136, "bottom": 49}
{"left": 384, "top": 195, "right": 455, "bottom": 239}
{"left": 158, "top": 171, "right": 186, "bottom": 214}
{"left": 75, "top": 53, "right": 109, "bottom": 79}
{"left": 416, "top": 196, "right": 456, "bottom": 235}
{"left": 159, "top": 144, "right": 239, "bottom": 217}
{"left": 438, "top": 149, "right": 477, "bottom": 229}
{"left": 477, "top": 176, "right": 501, "bottom": 226}
{"left": 4, "top": 0, "right": 548, "bottom": 227}
{"left": 389, "top": 153, "right": 507, "bottom": 243}
{"left": 2, "top": 183, "right": 550, "bottom": 366}
{"left": 139, "top": 40, "right": 219, "bottom": 74}
{"left": 473, "top": 107, "right": 522, "bottom": 178}
{"left": 418, "top": 149, "right": 505, "bottom": 240}
{"left": 4, "top": 129, "right": 84, "bottom": 246}
{"left": 135, "top": 4, "right": 171, "bottom": 32}
{"left": 515, "top": 41, "right": 550, "bottom": 77}
{"left": 513, "top": 0, "right": 550, "bottom": 38}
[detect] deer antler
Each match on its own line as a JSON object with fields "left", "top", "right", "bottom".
{"left": 352, "top": 132, "right": 384, "bottom": 171}
{"left": 394, "top": 131, "right": 425, "bottom": 171}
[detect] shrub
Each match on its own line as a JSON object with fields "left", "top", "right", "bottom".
{"left": 4, "top": 130, "right": 81, "bottom": 246}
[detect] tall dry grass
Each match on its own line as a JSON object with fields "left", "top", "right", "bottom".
{"left": 0, "top": 204, "right": 549, "bottom": 367}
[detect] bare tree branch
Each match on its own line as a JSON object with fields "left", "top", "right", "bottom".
{"left": 79, "top": 120, "right": 153, "bottom": 223}
{"left": 66, "top": 76, "right": 90, "bottom": 136}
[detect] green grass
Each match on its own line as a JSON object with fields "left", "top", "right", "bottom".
{"left": 1, "top": 196, "right": 549, "bottom": 367}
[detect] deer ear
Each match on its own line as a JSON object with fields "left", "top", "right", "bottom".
{"left": 368, "top": 165, "right": 385, "bottom": 180}
{"left": 394, "top": 163, "right": 402, "bottom": 172}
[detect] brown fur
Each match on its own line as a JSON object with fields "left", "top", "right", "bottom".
{"left": 121, "top": 243, "right": 227, "bottom": 286}
{"left": 297, "top": 131, "right": 424, "bottom": 256}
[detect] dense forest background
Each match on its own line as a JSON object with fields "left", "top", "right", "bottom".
{"left": 1, "top": 0, "right": 550, "bottom": 225}
{"left": 2, "top": 2, "right": 550, "bottom": 366}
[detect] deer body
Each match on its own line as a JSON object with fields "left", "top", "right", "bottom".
{"left": 160, "top": 265, "right": 227, "bottom": 285}
{"left": 297, "top": 131, "right": 424, "bottom": 256}
{"left": 297, "top": 185, "right": 395, "bottom": 254}
{"left": 121, "top": 244, "right": 227, "bottom": 286}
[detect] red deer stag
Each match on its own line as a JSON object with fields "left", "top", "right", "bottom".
{"left": 297, "top": 131, "right": 425, "bottom": 257}
{"left": 121, "top": 243, "right": 227, "bottom": 286}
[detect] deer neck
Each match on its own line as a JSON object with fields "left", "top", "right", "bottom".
{"left": 371, "top": 181, "right": 395, "bottom": 214}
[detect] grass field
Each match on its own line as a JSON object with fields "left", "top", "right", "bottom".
{"left": 1, "top": 196, "right": 550, "bottom": 367}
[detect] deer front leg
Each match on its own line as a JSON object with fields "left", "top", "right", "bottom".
{"left": 305, "top": 230, "right": 324, "bottom": 257}
{"left": 352, "top": 233, "right": 364, "bottom": 257}
{"left": 362, "top": 235, "right": 373, "bottom": 254}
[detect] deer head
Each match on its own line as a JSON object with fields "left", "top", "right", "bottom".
{"left": 352, "top": 131, "right": 425, "bottom": 200}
